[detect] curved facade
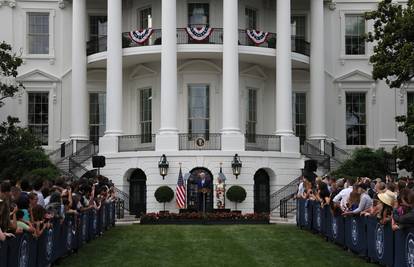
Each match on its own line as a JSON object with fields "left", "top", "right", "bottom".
{"left": 0, "top": 0, "right": 412, "bottom": 213}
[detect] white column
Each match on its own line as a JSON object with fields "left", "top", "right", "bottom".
{"left": 70, "top": 0, "right": 88, "bottom": 141}
{"left": 309, "top": 0, "right": 326, "bottom": 140}
{"left": 275, "top": 0, "right": 299, "bottom": 153}
{"left": 222, "top": 0, "right": 244, "bottom": 151}
{"left": 275, "top": 0, "right": 293, "bottom": 136}
{"left": 100, "top": 0, "right": 123, "bottom": 153}
{"left": 156, "top": 0, "right": 178, "bottom": 151}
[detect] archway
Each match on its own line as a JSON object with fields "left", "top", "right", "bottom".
{"left": 187, "top": 167, "right": 214, "bottom": 212}
{"left": 128, "top": 169, "right": 147, "bottom": 216}
{"left": 254, "top": 169, "right": 270, "bottom": 213}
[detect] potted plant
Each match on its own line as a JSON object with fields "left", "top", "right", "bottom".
{"left": 154, "top": 186, "right": 174, "bottom": 213}
{"left": 226, "top": 185, "right": 246, "bottom": 213}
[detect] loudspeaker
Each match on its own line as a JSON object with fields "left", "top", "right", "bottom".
{"left": 304, "top": 159, "right": 317, "bottom": 173}
{"left": 92, "top": 156, "right": 106, "bottom": 168}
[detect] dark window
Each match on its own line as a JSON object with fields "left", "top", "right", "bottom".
{"left": 140, "top": 88, "right": 152, "bottom": 143}
{"left": 89, "top": 93, "right": 106, "bottom": 145}
{"left": 345, "top": 15, "right": 365, "bottom": 55}
{"left": 346, "top": 92, "right": 366, "bottom": 145}
{"left": 89, "top": 16, "right": 107, "bottom": 52}
{"left": 188, "top": 3, "right": 209, "bottom": 26}
{"left": 294, "top": 93, "right": 307, "bottom": 145}
{"left": 188, "top": 85, "right": 209, "bottom": 135}
{"left": 246, "top": 88, "right": 257, "bottom": 143}
{"left": 28, "top": 92, "right": 49, "bottom": 145}
{"left": 245, "top": 8, "right": 257, "bottom": 29}
{"left": 27, "top": 13, "right": 49, "bottom": 54}
{"left": 408, "top": 92, "right": 414, "bottom": 145}
{"left": 291, "top": 15, "right": 306, "bottom": 40}
{"left": 138, "top": 7, "right": 152, "bottom": 29}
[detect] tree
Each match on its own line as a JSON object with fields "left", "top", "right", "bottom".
{"left": 226, "top": 185, "right": 246, "bottom": 211}
{"left": 0, "top": 41, "right": 23, "bottom": 107}
{"left": 331, "top": 148, "right": 393, "bottom": 179}
{"left": 154, "top": 186, "right": 174, "bottom": 212}
{"left": 365, "top": 0, "right": 414, "bottom": 89}
{"left": 392, "top": 145, "right": 414, "bottom": 173}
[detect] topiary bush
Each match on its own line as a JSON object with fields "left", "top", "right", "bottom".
{"left": 154, "top": 186, "right": 174, "bottom": 212}
{"left": 226, "top": 185, "right": 247, "bottom": 211}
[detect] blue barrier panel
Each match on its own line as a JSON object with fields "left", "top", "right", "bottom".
{"left": 296, "top": 199, "right": 300, "bottom": 226}
{"left": 312, "top": 202, "right": 327, "bottom": 235}
{"left": 7, "top": 233, "right": 37, "bottom": 267}
{"left": 89, "top": 209, "right": 98, "bottom": 240}
{"left": 299, "top": 199, "right": 313, "bottom": 230}
{"left": 344, "top": 216, "right": 367, "bottom": 255}
{"left": 97, "top": 206, "right": 103, "bottom": 235}
{"left": 81, "top": 211, "right": 89, "bottom": 243}
{"left": 326, "top": 212, "right": 345, "bottom": 246}
{"left": 0, "top": 240, "right": 7, "bottom": 267}
{"left": 36, "top": 228, "right": 54, "bottom": 267}
{"left": 366, "top": 217, "right": 394, "bottom": 266}
{"left": 65, "top": 215, "right": 76, "bottom": 252}
{"left": 51, "top": 219, "right": 63, "bottom": 262}
{"left": 395, "top": 228, "right": 414, "bottom": 267}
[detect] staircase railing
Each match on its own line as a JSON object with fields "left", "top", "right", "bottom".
{"left": 301, "top": 140, "right": 331, "bottom": 171}
{"left": 270, "top": 177, "right": 301, "bottom": 211}
{"left": 324, "top": 140, "right": 351, "bottom": 164}
{"left": 48, "top": 141, "right": 73, "bottom": 164}
{"left": 68, "top": 141, "right": 98, "bottom": 178}
{"left": 114, "top": 187, "right": 130, "bottom": 212}
{"left": 279, "top": 193, "right": 297, "bottom": 218}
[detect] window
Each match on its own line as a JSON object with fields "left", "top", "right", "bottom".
{"left": 188, "top": 3, "right": 209, "bottom": 26}
{"left": 408, "top": 92, "right": 414, "bottom": 145}
{"left": 188, "top": 85, "right": 209, "bottom": 135}
{"left": 27, "top": 13, "right": 49, "bottom": 54}
{"left": 346, "top": 93, "right": 366, "bottom": 145}
{"left": 140, "top": 88, "right": 152, "bottom": 143}
{"left": 345, "top": 15, "right": 365, "bottom": 55}
{"left": 245, "top": 8, "right": 257, "bottom": 29}
{"left": 294, "top": 93, "right": 307, "bottom": 145}
{"left": 246, "top": 88, "right": 257, "bottom": 143}
{"left": 291, "top": 16, "right": 306, "bottom": 40}
{"left": 89, "top": 16, "right": 107, "bottom": 53}
{"left": 138, "top": 7, "right": 152, "bottom": 29}
{"left": 28, "top": 92, "right": 49, "bottom": 145}
{"left": 89, "top": 93, "right": 106, "bottom": 146}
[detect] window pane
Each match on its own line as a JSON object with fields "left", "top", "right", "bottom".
{"left": 188, "top": 3, "right": 209, "bottom": 26}
{"left": 28, "top": 13, "right": 49, "bottom": 54}
{"left": 188, "top": 85, "right": 209, "bottom": 134}
{"left": 246, "top": 88, "right": 257, "bottom": 142}
{"left": 28, "top": 92, "right": 49, "bottom": 145}
{"left": 140, "top": 88, "right": 152, "bottom": 143}
{"left": 291, "top": 16, "right": 306, "bottom": 39}
{"left": 139, "top": 7, "right": 152, "bottom": 29}
{"left": 346, "top": 92, "right": 366, "bottom": 145}
{"left": 293, "top": 93, "right": 307, "bottom": 144}
{"left": 245, "top": 8, "right": 257, "bottom": 29}
{"left": 345, "top": 15, "right": 365, "bottom": 55}
{"left": 89, "top": 92, "right": 106, "bottom": 145}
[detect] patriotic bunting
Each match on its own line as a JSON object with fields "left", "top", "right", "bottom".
{"left": 185, "top": 26, "right": 213, "bottom": 41}
{"left": 129, "top": 28, "right": 154, "bottom": 44}
{"left": 246, "top": 29, "right": 269, "bottom": 45}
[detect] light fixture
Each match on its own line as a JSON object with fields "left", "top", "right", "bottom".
{"left": 158, "top": 154, "right": 169, "bottom": 179}
{"left": 231, "top": 154, "right": 242, "bottom": 179}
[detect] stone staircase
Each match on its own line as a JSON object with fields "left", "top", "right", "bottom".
{"left": 270, "top": 210, "right": 296, "bottom": 224}
{"left": 115, "top": 213, "right": 140, "bottom": 225}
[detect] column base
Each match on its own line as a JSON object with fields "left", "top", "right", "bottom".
{"left": 99, "top": 135, "right": 119, "bottom": 154}
{"left": 221, "top": 133, "right": 245, "bottom": 151}
{"left": 280, "top": 135, "right": 300, "bottom": 153}
{"left": 156, "top": 133, "right": 179, "bottom": 151}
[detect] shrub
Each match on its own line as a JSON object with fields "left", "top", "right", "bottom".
{"left": 226, "top": 185, "right": 247, "bottom": 211}
{"left": 154, "top": 186, "right": 174, "bottom": 212}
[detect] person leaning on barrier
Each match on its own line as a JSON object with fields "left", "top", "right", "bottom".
{"left": 343, "top": 183, "right": 373, "bottom": 216}
{"left": 392, "top": 188, "right": 414, "bottom": 231}
{"left": 333, "top": 178, "right": 355, "bottom": 211}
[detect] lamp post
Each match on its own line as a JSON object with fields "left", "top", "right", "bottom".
{"left": 158, "top": 154, "right": 169, "bottom": 180}
{"left": 231, "top": 154, "right": 242, "bottom": 179}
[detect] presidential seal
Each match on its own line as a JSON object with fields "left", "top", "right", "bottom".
{"left": 316, "top": 207, "right": 321, "bottom": 231}
{"left": 351, "top": 218, "right": 358, "bottom": 246}
{"left": 375, "top": 223, "right": 384, "bottom": 260}
{"left": 406, "top": 233, "right": 414, "bottom": 267}
{"left": 46, "top": 229, "right": 54, "bottom": 261}
{"left": 332, "top": 217, "right": 338, "bottom": 240}
{"left": 18, "top": 237, "right": 29, "bottom": 267}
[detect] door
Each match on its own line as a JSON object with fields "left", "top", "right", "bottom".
{"left": 254, "top": 169, "right": 270, "bottom": 213}
{"left": 129, "top": 169, "right": 147, "bottom": 216}
{"left": 186, "top": 168, "right": 214, "bottom": 212}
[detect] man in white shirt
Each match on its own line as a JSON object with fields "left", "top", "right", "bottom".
{"left": 333, "top": 178, "right": 355, "bottom": 211}
{"left": 33, "top": 179, "right": 45, "bottom": 207}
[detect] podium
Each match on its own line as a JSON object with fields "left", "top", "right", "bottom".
{"left": 198, "top": 188, "right": 211, "bottom": 213}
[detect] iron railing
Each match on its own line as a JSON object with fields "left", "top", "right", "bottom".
{"left": 245, "top": 134, "right": 281, "bottom": 151}
{"left": 48, "top": 140, "right": 73, "bottom": 164}
{"left": 179, "top": 133, "right": 221, "bottom": 150}
{"left": 118, "top": 135, "right": 156, "bottom": 152}
{"left": 270, "top": 176, "right": 301, "bottom": 211}
{"left": 115, "top": 198, "right": 125, "bottom": 219}
{"left": 301, "top": 140, "right": 331, "bottom": 171}
{"left": 177, "top": 28, "right": 223, "bottom": 44}
{"left": 86, "top": 29, "right": 311, "bottom": 56}
{"left": 279, "top": 193, "right": 297, "bottom": 218}
{"left": 114, "top": 187, "right": 130, "bottom": 212}
{"left": 324, "top": 140, "right": 351, "bottom": 164}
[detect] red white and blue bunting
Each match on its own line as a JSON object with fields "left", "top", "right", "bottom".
{"left": 185, "top": 26, "right": 213, "bottom": 41}
{"left": 129, "top": 28, "right": 154, "bottom": 44}
{"left": 246, "top": 29, "right": 269, "bottom": 45}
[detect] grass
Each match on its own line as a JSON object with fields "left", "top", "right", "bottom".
{"left": 59, "top": 224, "right": 376, "bottom": 267}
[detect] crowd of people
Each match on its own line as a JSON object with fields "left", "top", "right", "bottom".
{"left": 297, "top": 174, "right": 414, "bottom": 230}
{"left": 0, "top": 175, "right": 116, "bottom": 242}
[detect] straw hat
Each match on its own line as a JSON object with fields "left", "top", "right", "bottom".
{"left": 378, "top": 190, "right": 397, "bottom": 207}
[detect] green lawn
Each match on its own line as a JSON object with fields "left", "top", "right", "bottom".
{"left": 59, "top": 224, "right": 376, "bottom": 267}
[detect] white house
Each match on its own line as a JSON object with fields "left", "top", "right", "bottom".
{"left": 0, "top": 0, "right": 412, "bottom": 214}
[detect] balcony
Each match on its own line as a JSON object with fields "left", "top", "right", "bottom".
{"left": 179, "top": 133, "right": 221, "bottom": 151}
{"left": 245, "top": 134, "right": 281, "bottom": 152}
{"left": 86, "top": 29, "right": 310, "bottom": 56}
{"left": 118, "top": 135, "right": 156, "bottom": 152}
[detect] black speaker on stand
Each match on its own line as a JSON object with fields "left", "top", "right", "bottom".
{"left": 92, "top": 156, "right": 106, "bottom": 175}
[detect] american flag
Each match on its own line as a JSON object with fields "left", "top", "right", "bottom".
{"left": 176, "top": 166, "right": 186, "bottom": 209}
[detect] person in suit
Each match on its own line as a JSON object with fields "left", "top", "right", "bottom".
{"left": 197, "top": 172, "right": 211, "bottom": 212}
